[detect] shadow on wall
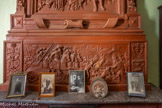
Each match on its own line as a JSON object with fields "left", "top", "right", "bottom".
{"left": 138, "top": 0, "right": 159, "bottom": 87}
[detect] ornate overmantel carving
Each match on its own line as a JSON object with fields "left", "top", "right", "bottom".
{"left": 1, "top": 0, "right": 150, "bottom": 92}
{"left": 9, "top": 0, "right": 141, "bottom": 31}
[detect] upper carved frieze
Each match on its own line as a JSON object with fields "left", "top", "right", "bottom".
{"left": 36, "top": 0, "right": 118, "bottom": 12}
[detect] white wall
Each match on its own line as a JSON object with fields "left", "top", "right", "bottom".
{"left": 0, "top": 0, "right": 16, "bottom": 84}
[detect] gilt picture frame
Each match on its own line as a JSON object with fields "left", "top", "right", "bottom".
{"left": 39, "top": 73, "right": 55, "bottom": 97}
{"left": 7, "top": 73, "right": 27, "bottom": 98}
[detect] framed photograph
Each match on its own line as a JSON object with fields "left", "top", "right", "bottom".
{"left": 39, "top": 73, "right": 55, "bottom": 97}
{"left": 127, "top": 72, "right": 146, "bottom": 97}
{"left": 7, "top": 73, "right": 27, "bottom": 98}
{"left": 69, "top": 70, "right": 85, "bottom": 93}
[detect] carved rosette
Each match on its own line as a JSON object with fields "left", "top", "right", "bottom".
{"left": 23, "top": 42, "right": 129, "bottom": 84}
{"left": 11, "top": 15, "right": 24, "bottom": 29}
{"left": 131, "top": 42, "right": 146, "bottom": 73}
{"left": 4, "top": 41, "right": 22, "bottom": 82}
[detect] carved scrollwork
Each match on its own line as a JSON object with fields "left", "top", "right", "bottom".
{"left": 64, "top": 20, "right": 85, "bottom": 29}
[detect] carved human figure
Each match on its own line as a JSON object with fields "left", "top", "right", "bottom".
{"left": 17, "top": 0, "right": 24, "bottom": 12}
{"left": 61, "top": 48, "right": 71, "bottom": 70}
{"left": 84, "top": 55, "right": 98, "bottom": 79}
{"left": 102, "top": 54, "right": 123, "bottom": 83}
{"left": 51, "top": 0, "right": 65, "bottom": 11}
{"left": 38, "top": 0, "right": 46, "bottom": 10}
{"left": 68, "top": 0, "right": 84, "bottom": 10}
{"left": 92, "top": 0, "right": 105, "bottom": 12}
{"left": 128, "top": 0, "right": 136, "bottom": 12}
{"left": 49, "top": 46, "right": 62, "bottom": 76}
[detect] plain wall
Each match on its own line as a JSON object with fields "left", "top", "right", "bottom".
{"left": 0, "top": 0, "right": 162, "bottom": 87}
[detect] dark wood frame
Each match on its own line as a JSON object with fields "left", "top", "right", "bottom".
{"left": 69, "top": 70, "right": 85, "bottom": 93}
{"left": 7, "top": 73, "right": 27, "bottom": 98}
{"left": 39, "top": 73, "right": 56, "bottom": 97}
{"left": 158, "top": 5, "right": 162, "bottom": 89}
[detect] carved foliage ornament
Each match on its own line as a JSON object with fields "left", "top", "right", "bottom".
{"left": 4, "top": 41, "right": 22, "bottom": 82}
{"left": 131, "top": 42, "right": 145, "bottom": 73}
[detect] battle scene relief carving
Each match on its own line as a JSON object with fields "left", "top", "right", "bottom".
{"left": 4, "top": 41, "right": 22, "bottom": 82}
{"left": 23, "top": 43, "right": 129, "bottom": 84}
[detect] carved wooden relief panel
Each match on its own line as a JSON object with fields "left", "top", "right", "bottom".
{"left": 23, "top": 41, "right": 131, "bottom": 85}
{"left": 3, "top": 41, "right": 22, "bottom": 82}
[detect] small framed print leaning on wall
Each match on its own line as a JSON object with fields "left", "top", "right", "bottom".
{"left": 7, "top": 73, "right": 27, "bottom": 98}
{"left": 69, "top": 70, "right": 85, "bottom": 93}
{"left": 39, "top": 73, "right": 55, "bottom": 97}
{"left": 127, "top": 72, "right": 146, "bottom": 97}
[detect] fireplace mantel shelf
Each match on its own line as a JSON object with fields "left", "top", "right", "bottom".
{"left": 0, "top": 85, "right": 161, "bottom": 105}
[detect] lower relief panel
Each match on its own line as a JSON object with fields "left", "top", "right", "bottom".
{"left": 4, "top": 41, "right": 147, "bottom": 88}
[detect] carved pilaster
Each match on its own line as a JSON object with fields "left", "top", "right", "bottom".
{"left": 130, "top": 42, "right": 147, "bottom": 81}
{"left": 3, "top": 41, "right": 23, "bottom": 82}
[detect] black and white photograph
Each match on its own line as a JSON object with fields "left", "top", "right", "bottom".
{"left": 127, "top": 72, "right": 146, "bottom": 97}
{"left": 39, "top": 73, "right": 55, "bottom": 97}
{"left": 69, "top": 70, "right": 85, "bottom": 93}
{"left": 7, "top": 74, "right": 27, "bottom": 98}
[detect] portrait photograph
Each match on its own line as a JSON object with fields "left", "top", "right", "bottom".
{"left": 127, "top": 72, "right": 146, "bottom": 97}
{"left": 69, "top": 70, "right": 85, "bottom": 93}
{"left": 39, "top": 73, "right": 55, "bottom": 97}
{"left": 7, "top": 74, "right": 27, "bottom": 98}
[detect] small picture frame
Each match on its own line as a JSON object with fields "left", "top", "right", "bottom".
{"left": 127, "top": 72, "right": 146, "bottom": 97}
{"left": 39, "top": 73, "right": 55, "bottom": 97}
{"left": 7, "top": 73, "right": 27, "bottom": 98}
{"left": 69, "top": 70, "right": 85, "bottom": 93}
